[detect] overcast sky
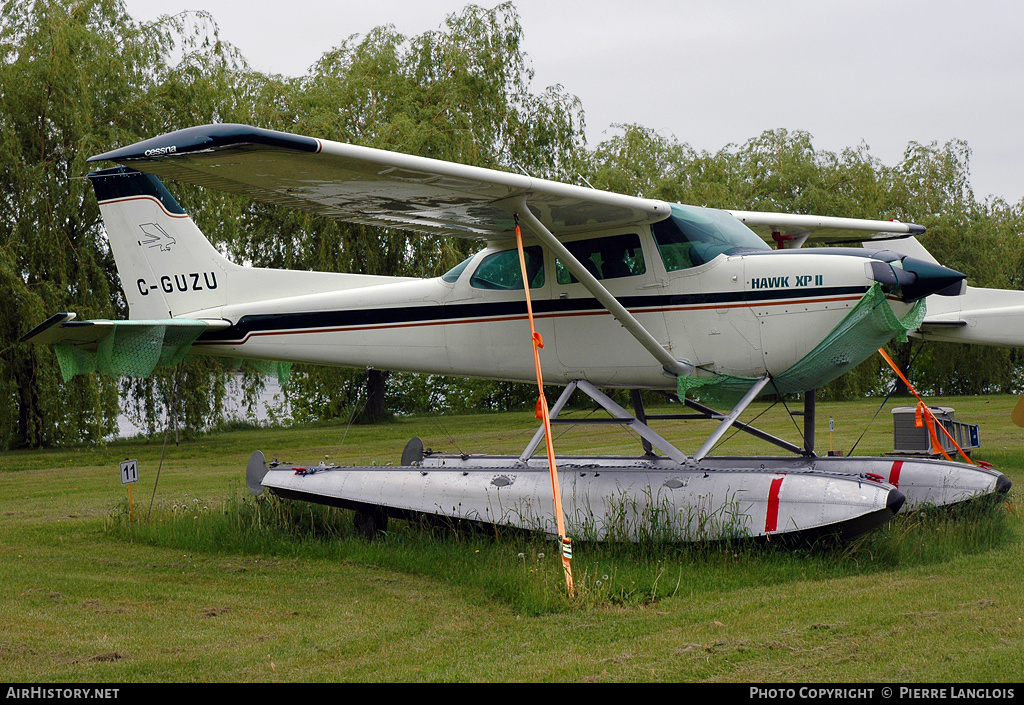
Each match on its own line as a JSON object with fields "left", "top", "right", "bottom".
{"left": 121, "top": 0, "right": 1024, "bottom": 204}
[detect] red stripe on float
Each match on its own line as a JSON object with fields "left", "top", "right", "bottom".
{"left": 765, "top": 476, "right": 784, "bottom": 533}
{"left": 889, "top": 460, "right": 903, "bottom": 488}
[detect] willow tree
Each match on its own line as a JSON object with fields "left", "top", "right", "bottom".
{"left": 886, "top": 140, "right": 1024, "bottom": 396}
{"left": 0, "top": 0, "right": 249, "bottom": 447}
{"left": 213, "top": 2, "right": 588, "bottom": 422}
{"left": 0, "top": 0, "right": 165, "bottom": 446}
{"left": 1, "top": 1, "right": 587, "bottom": 445}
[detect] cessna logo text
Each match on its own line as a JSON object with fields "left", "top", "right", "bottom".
{"left": 144, "top": 145, "right": 177, "bottom": 156}
{"left": 137, "top": 272, "right": 218, "bottom": 296}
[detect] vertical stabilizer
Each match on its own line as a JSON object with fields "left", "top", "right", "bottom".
{"left": 89, "top": 166, "right": 410, "bottom": 321}
{"left": 89, "top": 166, "right": 232, "bottom": 319}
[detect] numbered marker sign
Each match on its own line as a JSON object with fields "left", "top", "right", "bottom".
{"left": 120, "top": 459, "right": 139, "bottom": 485}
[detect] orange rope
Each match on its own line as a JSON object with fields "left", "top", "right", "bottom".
{"left": 914, "top": 401, "right": 952, "bottom": 461}
{"left": 514, "top": 216, "right": 575, "bottom": 598}
{"left": 878, "top": 348, "right": 974, "bottom": 464}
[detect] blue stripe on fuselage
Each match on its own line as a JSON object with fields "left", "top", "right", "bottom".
{"left": 197, "top": 285, "right": 869, "bottom": 343}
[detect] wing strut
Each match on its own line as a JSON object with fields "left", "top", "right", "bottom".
{"left": 514, "top": 197, "right": 694, "bottom": 378}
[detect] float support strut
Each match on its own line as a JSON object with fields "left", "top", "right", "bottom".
{"left": 520, "top": 380, "right": 689, "bottom": 464}
{"left": 804, "top": 389, "right": 816, "bottom": 454}
{"left": 693, "top": 376, "right": 771, "bottom": 461}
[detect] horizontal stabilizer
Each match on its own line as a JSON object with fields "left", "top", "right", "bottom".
{"left": 862, "top": 237, "right": 1024, "bottom": 347}
{"left": 916, "top": 300, "right": 1024, "bottom": 347}
{"left": 21, "top": 314, "right": 229, "bottom": 381}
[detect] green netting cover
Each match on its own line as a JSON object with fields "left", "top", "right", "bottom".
{"left": 677, "top": 283, "right": 926, "bottom": 405}
{"left": 212, "top": 357, "right": 292, "bottom": 384}
{"left": 53, "top": 321, "right": 294, "bottom": 384}
{"left": 53, "top": 320, "right": 209, "bottom": 381}
{"left": 238, "top": 358, "right": 292, "bottom": 384}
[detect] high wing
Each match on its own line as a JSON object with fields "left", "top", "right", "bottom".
{"left": 729, "top": 210, "right": 925, "bottom": 248}
{"left": 56, "top": 123, "right": 934, "bottom": 384}
{"left": 87, "top": 124, "right": 672, "bottom": 241}
{"left": 88, "top": 124, "right": 925, "bottom": 246}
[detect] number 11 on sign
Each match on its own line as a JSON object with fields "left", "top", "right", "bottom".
{"left": 120, "top": 459, "right": 139, "bottom": 521}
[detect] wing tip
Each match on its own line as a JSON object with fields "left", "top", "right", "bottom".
{"left": 20, "top": 312, "right": 77, "bottom": 344}
{"left": 87, "top": 123, "right": 321, "bottom": 164}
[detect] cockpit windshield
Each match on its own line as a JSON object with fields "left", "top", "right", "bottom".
{"left": 652, "top": 204, "right": 770, "bottom": 271}
{"left": 441, "top": 254, "right": 474, "bottom": 283}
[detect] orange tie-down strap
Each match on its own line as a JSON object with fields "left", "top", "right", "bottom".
{"left": 515, "top": 216, "right": 575, "bottom": 598}
{"left": 878, "top": 348, "right": 974, "bottom": 465}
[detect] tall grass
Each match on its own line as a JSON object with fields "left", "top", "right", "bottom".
{"left": 851, "top": 493, "right": 1016, "bottom": 565}
{"left": 105, "top": 487, "right": 1014, "bottom": 615}
{"left": 6, "top": 397, "right": 1022, "bottom": 682}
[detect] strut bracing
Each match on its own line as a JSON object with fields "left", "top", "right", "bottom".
{"left": 514, "top": 198, "right": 694, "bottom": 378}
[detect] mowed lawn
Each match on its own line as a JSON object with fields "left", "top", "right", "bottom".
{"left": 1, "top": 394, "right": 1022, "bottom": 683}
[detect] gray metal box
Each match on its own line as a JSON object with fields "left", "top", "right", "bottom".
{"left": 892, "top": 405, "right": 979, "bottom": 457}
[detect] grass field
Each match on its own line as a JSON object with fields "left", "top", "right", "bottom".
{"left": 1, "top": 394, "right": 1022, "bottom": 683}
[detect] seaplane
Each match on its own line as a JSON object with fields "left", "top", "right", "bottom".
{"left": 21, "top": 123, "right": 1019, "bottom": 547}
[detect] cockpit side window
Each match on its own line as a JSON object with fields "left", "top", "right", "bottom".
{"left": 470, "top": 246, "right": 545, "bottom": 290}
{"left": 652, "top": 205, "right": 770, "bottom": 271}
{"left": 555, "top": 233, "right": 646, "bottom": 285}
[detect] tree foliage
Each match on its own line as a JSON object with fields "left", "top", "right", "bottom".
{"left": 0, "top": 0, "right": 586, "bottom": 443}
{"left": 234, "top": 2, "right": 587, "bottom": 423}
{"left": 2, "top": 0, "right": 1022, "bottom": 449}
{"left": 0, "top": 0, "right": 173, "bottom": 446}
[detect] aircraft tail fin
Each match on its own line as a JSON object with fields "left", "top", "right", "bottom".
{"left": 880, "top": 237, "right": 1024, "bottom": 348}
{"left": 89, "top": 166, "right": 407, "bottom": 320}
{"left": 864, "top": 235, "right": 940, "bottom": 265}
{"left": 20, "top": 167, "right": 413, "bottom": 380}
{"left": 89, "top": 166, "right": 236, "bottom": 319}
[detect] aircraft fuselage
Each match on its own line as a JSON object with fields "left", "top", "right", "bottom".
{"left": 187, "top": 225, "right": 913, "bottom": 390}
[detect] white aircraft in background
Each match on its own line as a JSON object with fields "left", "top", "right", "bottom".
{"left": 21, "top": 124, "right": 1019, "bottom": 544}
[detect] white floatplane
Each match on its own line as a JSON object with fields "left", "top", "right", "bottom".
{"left": 22, "top": 124, "right": 1018, "bottom": 543}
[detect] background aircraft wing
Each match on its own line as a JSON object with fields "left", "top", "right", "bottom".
{"left": 88, "top": 124, "right": 671, "bottom": 241}
{"left": 728, "top": 210, "right": 926, "bottom": 248}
